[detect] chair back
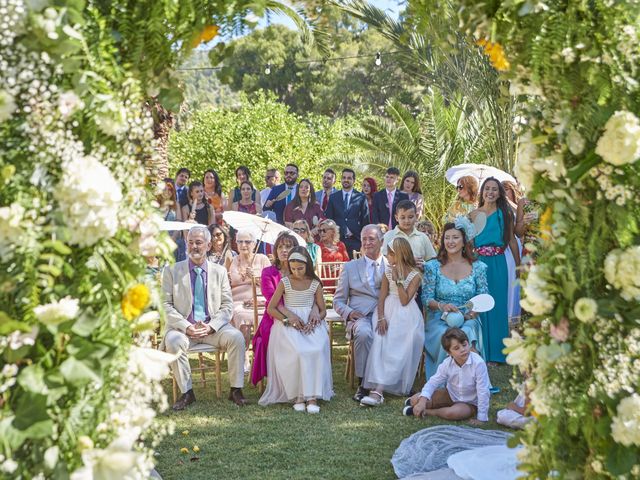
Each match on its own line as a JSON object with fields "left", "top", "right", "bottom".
{"left": 318, "top": 261, "right": 346, "bottom": 295}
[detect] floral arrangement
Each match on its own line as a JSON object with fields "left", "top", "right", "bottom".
{"left": 450, "top": 0, "right": 640, "bottom": 477}
{"left": 0, "top": 0, "right": 275, "bottom": 476}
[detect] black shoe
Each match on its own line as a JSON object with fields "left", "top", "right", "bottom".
{"left": 172, "top": 389, "right": 196, "bottom": 411}
{"left": 352, "top": 386, "right": 369, "bottom": 402}
{"left": 402, "top": 406, "right": 414, "bottom": 417}
{"left": 228, "top": 388, "right": 248, "bottom": 406}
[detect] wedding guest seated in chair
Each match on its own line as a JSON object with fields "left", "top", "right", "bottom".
{"left": 163, "top": 225, "right": 247, "bottom": 410}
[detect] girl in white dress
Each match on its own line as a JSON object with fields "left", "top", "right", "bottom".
{"left": 258, "top": 247, "right": 333, "bottom": 413}
{"left": 361, "top": 237, "right": 425, "bottom": 406}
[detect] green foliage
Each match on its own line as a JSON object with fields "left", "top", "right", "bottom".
{"left": 339, "top": 0, "right": 517, "bottom": 172}
{"left": 215, "top": 24, "right": 424, "bottom": 117}
{"left": 168, "top": 91, "right": 355, "bottom": 190}
{"left": 340, "top": 92, "right": 497, "bottom": 228}
{"left": 450, "top": 0, "right": 640, "bottom": 477}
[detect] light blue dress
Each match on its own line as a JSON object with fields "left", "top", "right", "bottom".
{"left": 422, "top": 259, "right": 489, "bottom": 379}
{"left": 474, "top": 209, "right": 509, "bottom": 363}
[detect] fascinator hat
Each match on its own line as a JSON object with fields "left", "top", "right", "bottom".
{"left": 454, "top": 215, "right": 478, "bottom": 240}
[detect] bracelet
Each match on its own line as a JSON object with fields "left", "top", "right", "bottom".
{"left": 378, "top": 316, "right": 385, "bottom": 321}
{"left": 282, "top": 317, "right": 290, "bottom": 326}
{"left": 437, "top": 302, "right": 443, "bottom": 311}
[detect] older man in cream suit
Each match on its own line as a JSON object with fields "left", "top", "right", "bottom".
{"left": 163, "top": 225, "right": 247, "bottom": 410}
{"left": 333, "top": 224, "right": 387, "bottom": 402}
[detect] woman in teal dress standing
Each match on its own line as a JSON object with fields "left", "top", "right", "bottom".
{"left": 470, "top": 177, "right": 520, "bottom": 363}
{"left": 422, "top": 217, "right": 489, "bottom": 378}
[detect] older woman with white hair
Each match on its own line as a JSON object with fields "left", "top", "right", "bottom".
{"left": 228, "top": 228, "right": 272, "bottom": 371}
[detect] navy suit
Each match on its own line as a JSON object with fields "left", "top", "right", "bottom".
{"left": 176, "top": 185, "right": 189, "bottom": 208}
{"left": 324, "top": 189, "right": 370, "bottom": 258}
{"left": 264, "top": 183, "right": 297, "bottom": 225}
{"left": 371, "top": 189, "right": 409, "bottom": 229}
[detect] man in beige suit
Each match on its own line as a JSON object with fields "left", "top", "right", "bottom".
{"left": 163, "top": 225, "right": 247, "bottom": 410}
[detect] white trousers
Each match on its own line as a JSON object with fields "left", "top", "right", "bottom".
{"left": 164, "top": 324, "right": 245, "bottom": 394}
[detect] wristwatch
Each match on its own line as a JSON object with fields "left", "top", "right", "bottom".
{"left": 395, "top": 279, "right": 404, "bottom": 286}
{"left": 282, "top": 317, "right": 290, "bottom": 326}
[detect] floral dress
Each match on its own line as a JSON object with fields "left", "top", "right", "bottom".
{"left": 421, "top": 259, "right": 489, "bottom": 379}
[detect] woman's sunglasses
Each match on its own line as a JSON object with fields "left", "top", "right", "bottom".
{"left": 212, "top": 232, "right": 224, "bottom": 238}
{"left": 456, "top": 185, "right": 464, "bottom": 190}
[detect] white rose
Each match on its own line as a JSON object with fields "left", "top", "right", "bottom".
{"left": 58, "top": 91, "right": 84, "bottom": 119}
{"left": 128, "top": 347, "right": 178, "bottom": 382}
{"left": 33, "top": 296, "right": 80, "bottom": 326}
{"left": 54, "top": 155, "right": 123, "bottom": 247}
{"left": 520, "top": 266, "right": 555, "bottom": 315}
{"left": 533, "top": 154, "right": 566, "bottom": 182}
{"left": 503, "top": 331, "right": 533, "bottom": 369}
{"left": 595, "top": 110, "right": 640, "bottom": 166}
{"left": 604, "top": 247, "right": 640, "bottom": 301}
{"left": 573, "top": 297, "right": 598, "bottom": 323}
{"left": 0, "top": 90, "right": 17, "bottom": 122}
{"left": 611, "top": 394, "right": 640, "bottom": 446}
{"left": 566, "top": 129, "right": 585, "bottom": 156}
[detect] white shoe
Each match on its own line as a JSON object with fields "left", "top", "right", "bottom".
{"left": 360, "top": 393, "right": 384, "bottom": 406}
{"left": 293, "top": 402, "right": 306, "bottom": 412}
{"left": 306, "top": 404, "right": 320, "bottom": 414}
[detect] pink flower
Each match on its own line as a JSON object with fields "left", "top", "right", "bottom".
{"left": 549, "top": 317, "right": 570, "bottom": 342}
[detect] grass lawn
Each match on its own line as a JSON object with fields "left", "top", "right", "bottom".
{"left": 154, "top": 328, "right": 517, "bottom": 480}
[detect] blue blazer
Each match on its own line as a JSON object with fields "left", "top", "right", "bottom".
{"left": 264, "top": 183, "right": 296, "bottom": 224}
{"left": 371, "top": 190, "right": 409, "bottom": 229}
{"left": 324, "top": 189, "right": 370, "bottom": 241}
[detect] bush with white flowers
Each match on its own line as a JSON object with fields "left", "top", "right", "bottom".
{"left": 0, "top": 0, "right": 254, "bottom": 476}
{"left": 451, "top": 0, "right": 640, "bottom": 477}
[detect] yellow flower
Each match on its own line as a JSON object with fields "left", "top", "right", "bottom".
{"left": 192, "top": 445, "right": 200, "bottom": 453}
{"left": 477, "top": 38, "right": 511, "bottom": 72}
{"left": 181, "top": 430, "right": 189, "bottom": 436}
{"left": 180, "top": 447, "right": 189, "bottom": 454}
{"left": 190, "top": 25, "right": 219, "bottom": 49}
{"left": 121, "top": 283, "right": 150, "bottom": 320}
{"left": 539, "top": 206, "right": 553, "bottom": 242}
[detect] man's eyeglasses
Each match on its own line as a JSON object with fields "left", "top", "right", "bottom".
{"left": 293, "top": 228, "right": 307, "bottom": 233}
{"left": 456, "top": 185, "right": 464, "bottom": 190}
{"left": 265, "top": 175, "right": 275, "bottom": 180}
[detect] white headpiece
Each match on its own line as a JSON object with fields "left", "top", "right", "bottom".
{"left": 454, "top": 215, "right": 477, "bottom": 240}
{"left": 288, "top": 252, "right": 308, "bottom": 263}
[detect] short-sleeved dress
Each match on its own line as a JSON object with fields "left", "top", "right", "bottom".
{"left": 422, "top": 259, "right": 489, "bottom": 379}
{"left": 258, "top": 277, "right": 334, "bottom": 405}
{"left": 364, "top": 269, "right": 425, "bottom": 395}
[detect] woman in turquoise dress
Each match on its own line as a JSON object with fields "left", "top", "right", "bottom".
{"left": 422, "top": 218, "right": 489, "bottom": 379}
{"left": 470, "top": 177, "right": 520, "bottom": 363}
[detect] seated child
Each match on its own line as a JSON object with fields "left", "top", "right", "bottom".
{"left": 496, "top": 389, "right": 532, "bottom": 429}
{"left": 403, "top": 327, "right": 491, "bottom": 425}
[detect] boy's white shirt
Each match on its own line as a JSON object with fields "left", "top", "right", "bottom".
{"left": 381, "top": 226, "right": 437, "bottom": 259}
{"left": 420, "top": 352, "right": 492, "bottom": 421}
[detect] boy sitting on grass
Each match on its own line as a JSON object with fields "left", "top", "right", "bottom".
{"left": 403, "top": 328, "right": 491, "bottom": 426}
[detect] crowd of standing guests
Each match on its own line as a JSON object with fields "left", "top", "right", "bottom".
{"left": 160, "top": 164, "right": 537, "bottom": 424}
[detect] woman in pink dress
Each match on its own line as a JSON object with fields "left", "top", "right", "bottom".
{"left": 231, "top": 181, "right": 262, "bottom": 215}
{"left": 250, "top": 232, "right": 297, "bottom": 386}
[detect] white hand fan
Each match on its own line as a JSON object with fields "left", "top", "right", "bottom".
{"left": 463, "top": 294, "right": 495, "bottom": 313}
{"left": 472, "top": 211, "right": 487, "bottom": 237}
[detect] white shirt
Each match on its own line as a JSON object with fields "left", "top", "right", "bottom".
{"left": 420, "top": 352, "right": 491, "bottom": 421}
{"left": 363, "top": 254, "right": 384, "bottom": 292}
{"left": 382, "top": 226, "right": 437, "bottom": 260}
{"left": 260, "top": 187, "right": 272, "bottom": 207}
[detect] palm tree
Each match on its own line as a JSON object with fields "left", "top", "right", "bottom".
{"left": 337, "top": 92, "right": 495, "bottom": 229}
{"left": 337, "top": 0, "right": 516, "bottom": 173}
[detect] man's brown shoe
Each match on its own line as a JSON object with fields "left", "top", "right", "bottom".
{"left": 228, "top": 388, "right": 248, "bottom": 406}
{"left": 172, "top": 389, "right": 196, "bottom": 411}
